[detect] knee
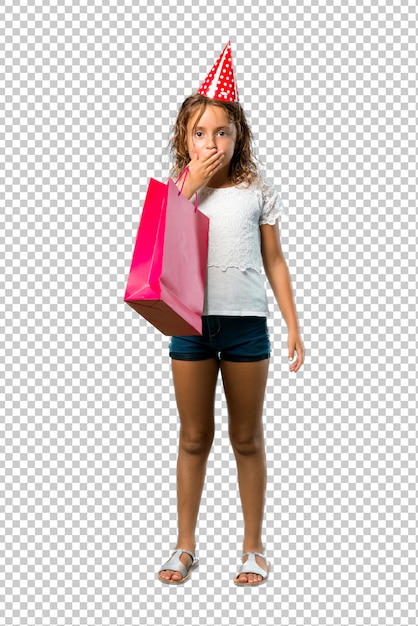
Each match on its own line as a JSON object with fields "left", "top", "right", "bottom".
{"left": 229, "top": 430, "right": 264, "bottom": 456}
{"left": 179, "top": 429, "right": 214, "bottom": 456}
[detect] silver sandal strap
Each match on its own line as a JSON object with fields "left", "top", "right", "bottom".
{"left": 237, "top": 552, "right": 268, "bottom": 578}
{"left": 158, "top": 549, "right": 197, "bottom": 576}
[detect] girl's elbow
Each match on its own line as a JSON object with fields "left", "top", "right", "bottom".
{"left": 262, "top": 252, "right": 286, "bottom": 273}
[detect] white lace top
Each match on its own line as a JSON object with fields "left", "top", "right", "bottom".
{"left": 196, "top": 178, "right": 287, "bottom": 316}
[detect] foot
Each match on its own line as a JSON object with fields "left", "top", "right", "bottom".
{"left": 236, "top": 547, "right": 267, "bottom": 584}
{"left": 158, "top": 546, "right": 195, "bottom": 582}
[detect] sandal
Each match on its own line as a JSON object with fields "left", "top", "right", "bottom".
{"left": 233, "top": 551, "right": 270, "bottom": 586}
{"left": 157, "top": 548, "right": 199, "bottom": 585}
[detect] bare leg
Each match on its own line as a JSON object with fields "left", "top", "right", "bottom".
{"left": 220, "top": 359, "right": 269, "bottom": 584}
{"left": 159, "top": 358, "right": 219, "bottom": 581}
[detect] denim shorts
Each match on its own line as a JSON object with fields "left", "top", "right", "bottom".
{"left": 169, "top": 315, "right": 271, "bottom": 362}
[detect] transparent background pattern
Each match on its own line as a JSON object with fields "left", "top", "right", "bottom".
{"left": 1, "top": 0, "right": 417, "bottom": 624}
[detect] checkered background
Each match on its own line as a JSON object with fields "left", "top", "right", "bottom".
{"left": 1, "top": 0, "right": 417, "bottom": 624}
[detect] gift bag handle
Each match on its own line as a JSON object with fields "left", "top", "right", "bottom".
{"left": 174, "top": 167, "right": 199, "bottom": 213}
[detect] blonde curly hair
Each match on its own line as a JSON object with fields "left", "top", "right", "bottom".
{"left": 169, "top": 93, "right": 260, "bottom": 186}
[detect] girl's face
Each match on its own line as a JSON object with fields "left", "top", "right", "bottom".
{"left": 187, "top": 104, "right": 237, "bottom": 182}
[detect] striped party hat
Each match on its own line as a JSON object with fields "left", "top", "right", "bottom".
{"left": 197, "top": 41, "right": 239, "bottom": 102}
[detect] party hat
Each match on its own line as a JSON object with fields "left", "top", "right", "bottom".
{"left": 197, "top": 41, "right": 239, "bottom": 102}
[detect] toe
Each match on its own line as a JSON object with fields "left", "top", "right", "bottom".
{"left": 252, "top": 573, "right": 262, "bottom": 583}
{"left": 238, "top": 572, "right": 264, "bottom": 584}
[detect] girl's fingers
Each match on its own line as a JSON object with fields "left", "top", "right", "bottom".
{"left": 295, "top": 349, "right": 304, "bottom": 371}
{"left": 288, "top": 342, "right": 304, "bottom": 372}
{"left": 187, "top": 149, "right": 225, "bottom": 188}
{"left": 202, "top": 149, "right": 224, "bottom": 164}
{"left": 290, "top": 357, "right": 299, "bottom": 372}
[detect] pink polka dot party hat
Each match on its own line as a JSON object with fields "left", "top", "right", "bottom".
{"left": 197, "top": 40, "right": 239, "bottom": 103}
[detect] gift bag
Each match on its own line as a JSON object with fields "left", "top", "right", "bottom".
{"left": 124, "top": 170, "right": 209, "bottom": 335}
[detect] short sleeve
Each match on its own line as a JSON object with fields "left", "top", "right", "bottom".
{"left": 257, "top": 178, "right": 288, "bottom": 225}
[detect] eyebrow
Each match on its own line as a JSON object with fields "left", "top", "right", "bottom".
{"left": 194, "top": 125, "right": 231, "bottom": 131}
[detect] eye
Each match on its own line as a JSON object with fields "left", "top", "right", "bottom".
{"left": 218, "top": 131, "right": 228, "bottom": 136}
{"left": 194, "top": 131, "right": 203, "bottom": 138}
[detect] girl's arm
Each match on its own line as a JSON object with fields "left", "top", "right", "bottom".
{"left": 260, "top": 221, "right": 305, "bottom": 372}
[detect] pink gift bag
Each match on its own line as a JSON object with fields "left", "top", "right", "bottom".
{"left": 124, "top": 170, "right": 209, "bottom": 335}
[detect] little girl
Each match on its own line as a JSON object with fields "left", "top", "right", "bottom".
{"left": 157, "top": 42, "right": 304, "bottom": 586}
